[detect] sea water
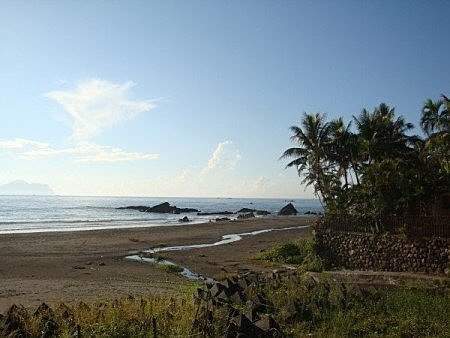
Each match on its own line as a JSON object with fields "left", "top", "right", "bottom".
{"left": 0, "top": 195, "right": 322, "bottom": 234}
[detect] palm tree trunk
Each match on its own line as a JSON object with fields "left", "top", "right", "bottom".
{"left": 352, "top": 163, "right": 360, "bottom": 185}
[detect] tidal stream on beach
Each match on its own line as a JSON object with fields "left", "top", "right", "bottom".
{"left": 126, "top": 224, "right": 311, "bottom": 281}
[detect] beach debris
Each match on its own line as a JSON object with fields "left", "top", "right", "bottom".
{"left": 278, "top": 203, "right": 298, "bottom": 215}
{"left": 178, "top": 216, "right": 190, "bottom": 223}
{"left": 72, "top": 265, "right": 86, "bottom": 270}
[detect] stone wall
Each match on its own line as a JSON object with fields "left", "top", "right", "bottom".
{"left": 315, "top": 230, "right": 449, "bottom": 274}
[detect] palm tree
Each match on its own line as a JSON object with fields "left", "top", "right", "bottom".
{"left": 421, "top": 95, "right": 449, "bottom": 136}
{"left": 329, "top": 117, "right": 354, "bottom": 187}
{"left": 280, "top": 112, "right": 332, "bottom": 202}
{"left": 353, "top": 103, "right": 415, "bottom": 165}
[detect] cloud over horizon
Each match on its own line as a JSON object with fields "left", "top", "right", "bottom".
{"left": 0, "top": 138, "right": 158, "bottom": 162}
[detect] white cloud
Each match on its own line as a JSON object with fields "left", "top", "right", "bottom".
{"left": 45, "top": 79, "right": 154, "bottom": 141}
{"left": 0, "top": 138, "right": 49, "bottom": 149}
{"left": 0, "top": 79, "right": 159, "bottom": 163}
{"left": 0, "top": 139, "right": 158, "bottom": 163}
{"left": 200, "top": 140, "right": 241, "bottom": 176}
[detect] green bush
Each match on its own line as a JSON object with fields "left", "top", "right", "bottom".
{"left": 256, "top": 238, "right": 327, "bottom": 271}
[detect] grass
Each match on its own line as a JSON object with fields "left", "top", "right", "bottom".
{"left": 260, "top": 274, "right": 450, "bottom": 336}
{"left": 1, "top": 285, "right": 202, "bottom": 337}
{"left": 2, "top": 273, "right": 448, "bottom": 337}
{"left": 157, "top": 263, "right": 184, "bottom": 274}
{"left": 255, "top": 237, "right": 326, "bottom": 272}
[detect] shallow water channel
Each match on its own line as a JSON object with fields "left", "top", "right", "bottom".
{"left": 125, "top": 225, "right": 309, "bottom": 281}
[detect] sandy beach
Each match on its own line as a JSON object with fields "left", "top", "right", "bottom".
{"left": 0, "top": 217, "right": 313, "bottom": 311}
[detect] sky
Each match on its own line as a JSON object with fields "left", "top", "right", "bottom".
{"left": 0, "top": 1, "right": 448, "bottom": 198}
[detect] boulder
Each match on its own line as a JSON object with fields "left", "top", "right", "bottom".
{"left": 278, "top": 203, "right": 298, "bottom": 215}
{"left": 178, "top": 216, "right": 190, "bottom": 223}
{"left": 256, "top": 210, "right": 271, "bottom": 215}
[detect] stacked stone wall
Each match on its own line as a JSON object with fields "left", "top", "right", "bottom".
{"left": 315, "top": 230, "right": 449, "bottom": 274}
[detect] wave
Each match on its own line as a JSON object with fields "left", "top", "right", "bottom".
{"left": 0, "top": 217, "right": 165, "bottom": 225}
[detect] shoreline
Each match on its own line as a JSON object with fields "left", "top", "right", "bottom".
{"left": 0, "top": 215, "right": 311, "bottom": 235}
{"left": 0, "top": 217, "right": 313, "bottom": 311}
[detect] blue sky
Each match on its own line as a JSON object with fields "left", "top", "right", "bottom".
{"left": 0, "top": 1, "right": 448, "bottom": 198}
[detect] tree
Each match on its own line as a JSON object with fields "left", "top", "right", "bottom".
{"left": 421, "top": 96, "right": 449, "bottom": 136}
{"left": 280, "top": 112, "right": 332, "bottom": 203}
{"left": 329, "top": 117, "right": 357, "bottom": 187}
{"left": 353, "top": 103, "right": 416, "bottom": 165}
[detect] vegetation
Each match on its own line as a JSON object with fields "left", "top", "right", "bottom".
{"left": 2, "top": 275, "right": 448, "bottom": 337}
{"left": 256, "top": 238, "right": 326, "bottom": 272}
{"left": 281, "top": 94, "right": 449, "bottom": 227}
{"left": 262, "top": 274, "right": 450, "bottom": 337}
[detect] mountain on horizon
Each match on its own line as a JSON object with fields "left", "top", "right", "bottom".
{"left": 0, "top": 180, "right": 54, "bottom": 196}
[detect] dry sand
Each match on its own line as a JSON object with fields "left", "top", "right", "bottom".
{"left": 0, "top": 217, "right": 313, "bottom": 311}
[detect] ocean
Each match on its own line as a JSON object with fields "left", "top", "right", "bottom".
{"left": 0, "top": 195, "right": 322, "bottom": 234}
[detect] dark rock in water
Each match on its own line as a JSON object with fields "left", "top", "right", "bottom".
{"left": 238, "top": 208, "right": 256, "bottom": 213}
{"left": 238, "top": 208, "right": 271, "bottom": 215}
{"left": 179, "top": 216, "right": 190, "bottom": 223}
{"left": 304, "top": 210, "right": 318, "bottom": 215}
{"left": 117, "top": 205, "right": 150, "bottom": 212}
{"left": 278, "top": 203, "right": 298, "bottom": 215}
{"left": 118, "top": 202, "right": 199, "bottom": 214}
{"left": 237, "top": 212, "right": 255, "bottom": 219}
{"left": 197, "top": 211, "right": 234, "bottom": 216}
{"left": 148, "top": 202, "right": 199, "bottom": 213}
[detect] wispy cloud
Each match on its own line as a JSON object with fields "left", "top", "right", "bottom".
{"left": 0, "top": 79, "right": 159, "bottom": 163}
{"left": 45, "top": 79, "right": 154, "bottom": 141}
{"left": 0, "top": 138, "right": 49, "bottom": 149}
{"left": 200, "top": 140, "right": 241, "bottom": 176}
{"left": 0, "top": 139, "right": 158, "bottom": 163}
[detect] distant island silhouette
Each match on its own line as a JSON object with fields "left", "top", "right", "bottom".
{"left": 0, "top": 180, "right": 54, "bottom": 195}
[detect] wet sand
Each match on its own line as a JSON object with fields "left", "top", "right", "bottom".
{"left": 0, "top": 217, "right": 313, "bottom": 311}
